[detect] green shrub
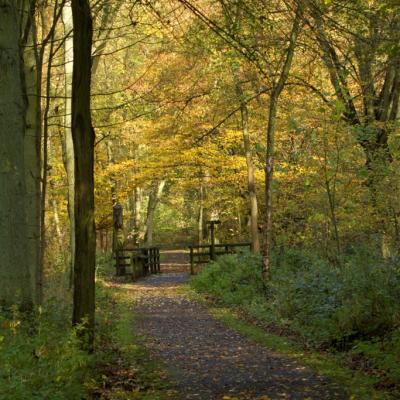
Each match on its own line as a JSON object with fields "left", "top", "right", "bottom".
{"left": 192, "top": 248, "right": 400, "bottom": 348}
{"left": 269, "top": 251, "right": 342, "bottom": 345}
{"left": 0, "top": 303, "right": 92, "bottom": 400}
{"left": 191, "top": 251, "right": 264, "bottom": 306}
{"left": 191, "top": 248, "right": 400, "bottom": 388}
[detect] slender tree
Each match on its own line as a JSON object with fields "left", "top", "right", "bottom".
{"left": 62, "top": 0, "right": 76, "bottom": 287}
{"left": 144, "top": 180, "right": 166, "bottom": 246}
{"left": 22, "top": 0, "right": 42, "bottom": 304}
{"left": 262, "top": 1, "right": 305, "bottom": 281}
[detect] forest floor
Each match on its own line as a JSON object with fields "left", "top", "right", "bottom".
{"left": 130, "top": 252, "right": 347, "bottom": 400}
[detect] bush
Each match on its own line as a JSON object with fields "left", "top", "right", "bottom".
{"left": 269, "top": 251, "right": 341, "bottom": 345}
{"left": 191, "top": 248, "right": 400, "bottom": 388}
{"left": 192, "top": 248, "right": 400, "bottom": 348}
{"left": 0, "top": 302, "right": 92, "bottom": 400}
{"left": 191, "top": 251, "right": 265, "bottom": 307}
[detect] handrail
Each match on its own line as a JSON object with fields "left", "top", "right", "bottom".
{"left": 188, "top": 242, "right": 252, "bottom": 275}
{"left": 188, "top": 242, "right": 251, "bottom": 249}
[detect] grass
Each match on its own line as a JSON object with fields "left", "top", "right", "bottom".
{"left": 182, "top": 285, "right": 392, "bottom": 400}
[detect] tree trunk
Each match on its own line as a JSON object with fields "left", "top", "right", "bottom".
{"left": 62, "top": 1, "right": 76, "bottom": 288}
{"left": 144, "top": 181, "right": 165, "bottom": 246}
{"left": 51, "top": 198, "right": 63, "bottom": 242}
{"left": 71, "top": 0, "right": 96, "bottom": 350}
{"left": 22, "top": 4, "right": 41, "bottom": 304}
{"left": 262, "top": 1, "right": 304, "bottom": 281}
{"left": 0, "top": 0, "right": 32, "bottom": 306}
{"left": 198, "top": 183, "right": 204, "bottom": 245}
{"left": 128, "top": 186, "right": 142, "bottom": 246}
{"left": 39, "top": 15, "right": 57, "bottom": 300}
{"left": 225, "top": 7, "right": 260, "bottom": 253}
{"left": 322, "top": 129, "right": 341, "bottom": 260}
{"left": 241, "top": 103, "right": 260, "bottom": 253}
{"left": 106, "top": 140, "right": 117, "bottom": 203}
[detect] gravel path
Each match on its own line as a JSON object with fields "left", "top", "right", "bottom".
{"left": 134, "top": 272, "right": 347, "bottom": 400}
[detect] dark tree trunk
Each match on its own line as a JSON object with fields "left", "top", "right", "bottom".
{"left": 0, "top": 0, "right": 32, "bottom": 307}
{"left": 71, "top": 0, "right": 96, "bottom": 350}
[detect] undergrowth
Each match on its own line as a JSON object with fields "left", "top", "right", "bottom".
{"left": 0, "top": 302, "right": 91, "bottom": 400}
{"left": 191, "top": 249, "right": 400, "bottom": 392}
{"left": 93, "top": 279, "right": 176, "bottom": 399}
{"left": 0, "top": 253, "right": 174, "bottom": 400}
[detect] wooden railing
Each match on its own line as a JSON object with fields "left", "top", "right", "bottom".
{"left": 188, "top": 242, "right": 251, "bottom": 275}
{"left": 115, "top": 242, "right": 251, "bottom": 278}
{"left": 115, "top": 247, "right": 160, "bottom": 279}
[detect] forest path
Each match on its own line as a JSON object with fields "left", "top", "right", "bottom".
{"left": 133, "top": 271, "right": 347, "bottom": 400}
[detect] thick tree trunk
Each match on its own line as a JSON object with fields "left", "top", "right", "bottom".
{"left": 0, "top": 0, "right": 32, "bottom": 306}
{"left": 71, "top": 0, "right": 96, "bottom": 350}
{"left": 62, "top": 1, "right": 76, "bottom": 288}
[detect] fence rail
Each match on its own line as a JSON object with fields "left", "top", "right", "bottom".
{"left": 115, "top": 247, "right": 160, "bottom": 279}
{"left": 188, "top": 242, "right": 251, "bottom": 275}
{"left": 115, "top": 242, "right": 251, "bottom": 278}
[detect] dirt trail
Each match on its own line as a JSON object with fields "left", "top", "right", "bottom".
{"left": 133, "top": 269, "right": 347, "bottom": 400}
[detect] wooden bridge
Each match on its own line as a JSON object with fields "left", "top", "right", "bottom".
{"left": 112, "top": 203, "right": 251, "bottom": 279}
{"left": 115, "top": 247, "right": 161, "bottom": 278}
{"left": 114, "top": 242, "right": 251, "bottom": 279}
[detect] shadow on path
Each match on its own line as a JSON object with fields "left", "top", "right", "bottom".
{"left": 134, "top": 272, "right": 347, "bottom": 400}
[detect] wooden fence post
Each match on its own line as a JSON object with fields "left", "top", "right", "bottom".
{"left": 156, "top": 248, "right": 160, "bottom": 273}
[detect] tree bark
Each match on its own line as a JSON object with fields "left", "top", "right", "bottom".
{"left": 39, "top": 10, "right": 57, "bottom": 301}
{"left": 144, "top": 181, "right": 165, "bottom": 246}
{"left": 262, "top": 1, "right": 304, "bottom": 281}
{"left": 198, "top": 183, "right": 204, "bottom": 245}
{"left": 62, "top": 0, "right": 76, "bottom": 288}
{"left": 0, "top": 0, "right": 32, "bottom": 306}
{"left": 71, "top": 0, "right": 96, "bottom": 350}
{"left": 106, "top": 140, "right": 117, "bottom": 203}
{"left": 128, "top": 186, "right": 142, "bottom": 246}
{"left": 241, "top": 103, "right": 260, "bottom": 253}
{"left": 231, "top": 62, "right": 260, "bottom": 253}
{"left": 22, "top": 1, "right": 42, "bottom": 304}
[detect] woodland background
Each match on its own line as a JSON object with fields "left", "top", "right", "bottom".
{"left": 1, "top": 0, "right": 400, "bottom": 398}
